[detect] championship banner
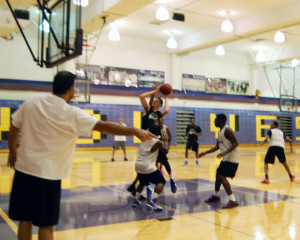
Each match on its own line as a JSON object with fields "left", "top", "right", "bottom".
{"left": 227, "top": 79, "right": 250, "bottom": 95}
{"left": 138, "top": 70, "right": 165, "bottom": 87}
{"left": 182, "top": 74, "right": 206, "bottom": 91}
{"left": 205, "top": 77, "right": 227, "bottom": 93}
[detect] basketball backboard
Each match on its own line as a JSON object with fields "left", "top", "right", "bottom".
{"left": 43, "top": 0, "right": 83, "bottom": 67}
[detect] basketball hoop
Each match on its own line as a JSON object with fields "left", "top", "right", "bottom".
{"left": 82, "top": 44, "right": 96, "bottom": 51}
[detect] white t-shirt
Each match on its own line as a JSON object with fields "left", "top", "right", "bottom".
{"left": 114, "top": 123, "right": 126, "bottom": 141}
{"left": 12, "top": 93, "right": 99, "bottom": 180}
{"left": 135, "top": 138, "right": 159, "bottom": 174}
{"left": 218, "top": 125, "right": 240, "bottom": 164}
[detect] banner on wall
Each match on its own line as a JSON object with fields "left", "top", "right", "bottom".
{"left": 108, "top": 67, "right": 138, "bottom": 87}
{"left": 227, "top": 79, "right": 250, "bottom": 95}
{"left": 76, "top": 64, "right": 109, "bottom": 85}
{"left": 138, "top": 70, "right": 165, "bottom": 87}
{"left": 182, "top": 74, "right": 206, "bottom": 91}
{"left": 205, "top": 77, "right": 227, "bottom": 93}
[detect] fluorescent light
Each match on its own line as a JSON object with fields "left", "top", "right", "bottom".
{"left": 167, "top": 36, "right": 177, "bottom": 49}
{"left": 274, "top": 31, "right": 286, "bottom": 43}
{"left": 156, "top": 5, "right": 169, "bottom": 21}
{"left": 215, "top": 45, "right": 225, "bottom": 56}
{"left": 73, "top": 0, "right": 89, "bottom": 7}
{"left": 221, "top": 19, "right": 233, "bottom": 33}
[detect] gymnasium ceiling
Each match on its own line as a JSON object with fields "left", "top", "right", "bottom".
{"left": 2, "top": 0, "right": 300, "bottom": 64}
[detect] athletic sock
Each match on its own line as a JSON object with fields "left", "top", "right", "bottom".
{"left": 153, "top": 192, "right": 159, "bottom": 200}
{"left": 169, "top": 174, "right": 174, "bottom": 179}
{"left": 229, "top": 194, "right": 236, "bottom": 202}
{"left": 265, "top": 174, "right": 269, "bottom": 179}
{"left": 214, "top": 191, "right": 220, "bottom": 197}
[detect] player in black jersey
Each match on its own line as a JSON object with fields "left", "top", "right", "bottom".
{"left": 140, "top": 86, "right": 171, "bottom": 130}
{"left": 127, "top": 86, "right": 172, "bottom": 197}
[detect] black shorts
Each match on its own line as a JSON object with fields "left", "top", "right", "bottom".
{"left": 186, "top": 141, "right": 198, "bottom": 152}
{"left": 217, "top": 161, "right": 239, "bottom": 178}
{"left": 137, "top": 170, "right": 166, "bottom": 186}
{"left": 9, "top": 170, "right": 61, "bottom": 227}
{"left": 265, "top": 146, "right": 286, "bottom": 164}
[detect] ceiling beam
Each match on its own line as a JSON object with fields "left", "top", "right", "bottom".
{"left": 174, "top": 1, "right": 300, "bottom": 55}
{"left": 82, "top": 0, "right": 154, "bottom": 35}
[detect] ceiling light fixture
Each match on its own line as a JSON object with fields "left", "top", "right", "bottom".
{"left": 156, "top": 5, "right": 169, "bottom": 21}
{"left": 274, "top": 31, "right": 286, "bottom": 43}
{"left": 256, "top": 51, "right": 266, "bottom": 62}
{"left": 291, "top": 59, "right": 299, "bottom": 67}
{"left": 215, "top": 45, "right": 225, "bottom": 56}
{"left": 108, "top": 25, "right": 120, "bottom": 41}
{"left": 73, "top": 0, "right": 89, "bottom": 7}
{"left": 167, "top": 36, "right": 177, "bottom": 49}
{"left": 221, "top": 19, "right": 234, "bottom": 33}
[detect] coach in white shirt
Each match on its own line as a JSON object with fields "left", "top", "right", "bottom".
{"left": 7, "top": 71, "right": 155, "bottom": 240}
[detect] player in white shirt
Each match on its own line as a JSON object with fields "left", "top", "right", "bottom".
{"left": 198, "top": 114, "right": 240, "bottom": 209}
{"left": 111, "top": 117, "right": 128, "bottom": 161}
{"left": 132, "top": 124, "right": 168, "bottom": 211}
{"left": 261, "top": 121, "right": 294, "bottom": 184}
{"left": 7, "top": 71, "right": 155, "bottom": 240}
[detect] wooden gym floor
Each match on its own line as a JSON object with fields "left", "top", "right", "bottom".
{"left": 0, "top": 145, "right": 299, "bottom": 240}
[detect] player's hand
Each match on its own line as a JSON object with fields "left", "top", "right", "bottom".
{"left": 198, "top": 152, "right": 206, "bottom": 158}
{"left": 134, "top": 128, "right": 157, "bottom": 142}
{"left": 7, "top": 152, "right": 17, "bottom": 169}
{"left": 153, "top": 85, "right": 161, "bottom": 93}
{"left": 217, "top": 153, "right": 225, "bottom": 159}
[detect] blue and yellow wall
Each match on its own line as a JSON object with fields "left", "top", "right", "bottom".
{"left": 1, "top": 99, "right": 299, "bottom": 150}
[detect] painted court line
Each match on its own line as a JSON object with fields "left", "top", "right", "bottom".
{"left": 0, "top": 208, "right": 18, "bottom": 234}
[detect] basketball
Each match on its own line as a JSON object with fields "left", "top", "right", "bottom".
{"left": 160, "top": 83, "right": 172, "bottom": 95}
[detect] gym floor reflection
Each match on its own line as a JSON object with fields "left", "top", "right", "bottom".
{"left": 0, "top": 146, "right": 299, "bottom": 240}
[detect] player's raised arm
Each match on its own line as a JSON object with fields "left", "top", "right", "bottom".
{"left": 139, "top": 88, "right": 160, "bottom": 113}
{"left": 161, "top": 90, "right": 172, "bottom": 117}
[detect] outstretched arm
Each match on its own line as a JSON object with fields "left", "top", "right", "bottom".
{"left": 93, "top": 120, "right": 156, "bottom": 142}
{"left": 198, "top": 140, "right": 219, "bottom": 158}
{"left": 285, "top": 136, "right": 293, "bottom": 153}
{"left": 7, "top": 124, "right": 19, "bottom": 169}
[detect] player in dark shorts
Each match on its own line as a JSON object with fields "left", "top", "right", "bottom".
{"left": 261, "top": 121, "right": 294, "bottom": 184}
{"left": 183, "top": 118, "right": 202, "bottom": 166}
{"left": 127, "top": 87, "right": 172, "bottom": 197}
{"left": 198, "top": 114, "right": 240, "bottom": 209}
